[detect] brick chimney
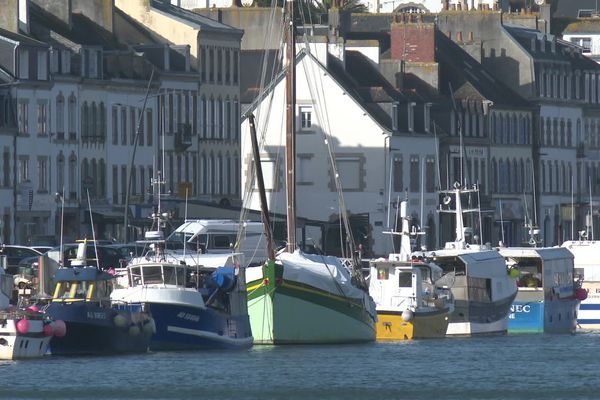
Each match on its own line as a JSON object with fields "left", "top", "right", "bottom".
{"left": 390, "top": 16, "right": 435, "bottom": 63}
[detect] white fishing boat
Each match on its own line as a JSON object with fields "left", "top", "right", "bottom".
{"left": 369, "top": 200, "right": 453, "bottom": 340}
{"left": 561, "top": 239, "right": 598, "bottom": 330}
{"left": 0, "top": 263, "right": 54, "bottom": 359}
{"left": 243, "top": 0, "right": 376, "bottom": 344}
{"left": 415, "top": 183, "right": 517, "bottom": 336}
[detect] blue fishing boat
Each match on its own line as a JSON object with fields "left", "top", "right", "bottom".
{"left": 111, "top": 234, "right": 253, "bottom": 350}
{"left": 43, "top": 243, "right": 154, "bottom": 355}
{"left": 110, "top": 169, "right": 252, "bottom": 350}
{"left": 499, "top": 247, "right": 581, "bottom": 334}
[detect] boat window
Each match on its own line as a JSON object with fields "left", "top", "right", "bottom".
{"left": 398, "top": 272, "right": 413, "bottom": 288}
{"left": 575, "top": 267, "right": 584, "bottom": 281}
{"left": 212, "top": 234, "right": 232, "bottom": 249}
{"left": 130, "top": 267, "right": 142, "bottom": 286}
{"left": 163, "top": 266, "right": 178, "bottom": 285}
{"left": 436, "top": 258, "right": 466, "bottom": 275}
{"left": 177, "top": 266, "right": 186, "bottom": 286}
{"left": 467, "top": 277, "right": 491, "bottom": 302}
{"left": 141, "top": 266, "right": 163, "bottom": 284}
{"left": 376, "top": 267, "right": 389, "bottom": 280}
{"left": 415, "top": 266, "right": 431, "bottom": 283}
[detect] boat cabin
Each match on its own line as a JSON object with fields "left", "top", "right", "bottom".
{"left": 52, "top": 267, "right": 114, "bottom": 303}
{"left": 370, "top": 260, "right": 446, "bottom": 310}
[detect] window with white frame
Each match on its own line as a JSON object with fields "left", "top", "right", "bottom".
{"left": 297, "top": 154, "right": 312, "bottom": 185}
{"left": 393, "top": 155, "right": 403, "bottom": 192}
{"left": 18, "top": 101, "right": 28, "bottom": 135}
{"left": 37, "top": 101, "right": 48, "bottom": 136}
{"left": 57, "top": 94, "right": 65, "bottom": 138}
{"left": 37, "top": 156, "right": 48, "bottom": 192}
{"left": 19, "top": 49, "right": 29, "bottom": 79}
{"left": 336, "top": 157, "right": 360, "bottom": 191}
{"left": 299, "top": 106, "right": 313, "bottom": 131}
{"left": 253, "top": 159, "right": 276, "bottom": 191}
{"left": 37, "top": 50, "right": 47, "bottom": 80}
{"left": 68, "top": 95, "right": 76, "bottom": 138}
{"left": 18, "top": 156, "right": 29, "bottom": 182}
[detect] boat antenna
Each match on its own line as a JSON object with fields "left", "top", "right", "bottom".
{"left": 476, "top": 182, "right": 483, "bottom": 245}
{"left": 499, "top": 198, "right": 505, "bottom": 245}
{"left": 86, "top": 189, "right": 100, "bottom": 270}
{"left": 589, "top": 175, "right": 594, "bottom": 241}
{"left": 448, "top": 82, "right": 463, "bottom": 186}
{"left": 57, "top": 187, "right": 65, "bottom": 267}
{"left": 532, "top": 159, "right": 538, "bottom": 227}
{"left": 182, "top": 186, "right": 189, "bottom": 260}
{"left": 284, "top": 0, "right": 296, "bottom": 253}
{"left": 571, "top": 176, "right": 574, "bottom": 241}
{"left": 433, "top": 122, "right": 441, "bottom": 191}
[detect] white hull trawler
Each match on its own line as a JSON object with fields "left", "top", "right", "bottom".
{"left": 415, "top": 184, "right": 517, "bottom": 337}
{"left": 0, "top": 270, "right": 53, "bottom": 359}
{"left": 562, "top": 240, "right": 600, "bottom": 330}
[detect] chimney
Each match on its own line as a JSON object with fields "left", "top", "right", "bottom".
{"left": 390, "top": 21, "right": 436, "bottom": 63}
{"left": 72, "top": 0, "right": 114, "bottom": 33}
{"left": 0, "top": 0, "right": 30, "bottom": 34}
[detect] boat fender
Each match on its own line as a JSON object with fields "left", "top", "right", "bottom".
{"left": 128, "top": 324, "right": 140, "bottom": 336}
{"left": 142, "top": 318, "right": 156, "bottom": 335}
{"left": 401, "top": 310, "right": 414, "bottom": 322}
{"left": 508, "top": 268, "right": 519, "bottom": 279}
{"left": 114, "top": 314, "right": 129, "bottom": 328}
{"left": 43, "top": 323, "right": 54, "bottom": 336}
{"left": 576, "top": 288, "right": 588, "bottom": 301}
{"left": 16, "top": 319, "right": 30, "bottom": 334}
{"left": 27, "top": 305, "right": 40, "bottom": 313}
{"left": 53, "top": 320, "right": 67, "bottom": 337}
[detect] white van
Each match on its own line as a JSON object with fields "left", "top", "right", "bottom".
{"left": 166, "top": 219, "right": 269, "bottom": 266}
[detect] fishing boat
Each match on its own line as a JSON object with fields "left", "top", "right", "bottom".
{"left": 414, "top": 183, "right": 517, "bottom": 336}
{"left": 561, "top": 239, "right": 598, "bottom": 329}
{"left": 243, "top": 0, "right": 376, "bottom": 344}
{"left": 110, "top": 174, "right": 253, "bottom": 350}
{"left": 498, "top": 246, "right": 580, "bottom": 334}
{"left": 0, "top": 264, "right": 54, "bottom": 359}
{"left": 369, "top": 200, "right": 453, "bottom": 340}
{"left": 43, "top": 241, "right": 154, "bottom": 355}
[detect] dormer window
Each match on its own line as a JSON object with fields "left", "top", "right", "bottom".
{"left": 37, "top": 50, "right": 48, "bottom": 80}
{"left": 408, "top": 103, "right": 415, "bottom": 132}
{"left": 299, "top": 106, "right": 313, "bottom": 131}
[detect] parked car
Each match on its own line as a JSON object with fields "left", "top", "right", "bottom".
{"left": 0, "top": 245, "right": 42, "bottom": 275}
{"left": 107, "top": 243, "right": 146, "bottom": 265}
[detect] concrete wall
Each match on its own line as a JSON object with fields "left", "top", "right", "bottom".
{"left": 72, "top": 0, "right": 114, "bottom": 33}
{"left": 437, "top": 11, "right": 535, "bottom": 98}
{"left": 193, "top": 7, "right": 283, "bottom": 50}
{"left": 0, "top": 0, "right": 20, "bottom": 33}
{"left": 32, "top": 0, "right": 71, "bottom": 26}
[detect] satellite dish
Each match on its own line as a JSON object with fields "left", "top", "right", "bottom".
{"left": 534, "top": 0, "right": 544, "bottom": 5}
{"left": 443, "top": 195, "right": 452, "bottom": 205}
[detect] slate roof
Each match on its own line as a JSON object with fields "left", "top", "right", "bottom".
{"left": 435, "top": 29, "right": 531, "bottom": 109}
{"left": 0, "top": 27, "right": 48, "bottom": 47}
{"left": 150, "top": 0, "right": 243, "bottom": 36}
{"left": 29, "top": 2, "right": 124, "bottom": 49}
{"left": 506, "top": 25, "right": 599, "bottom": 70}
{"left": 563, "top": 20, "right": 600, "bottom": 34}
{"left": 553, "top": 0, "right": 600, "bottom": 18}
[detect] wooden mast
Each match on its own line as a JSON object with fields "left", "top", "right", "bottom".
{"left": 285, "top": 0, "right": 297, "bottom": 253}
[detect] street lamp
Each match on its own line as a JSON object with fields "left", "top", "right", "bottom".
{"left": 55, "top": 189, "right": 64, "bottom": 266}
{"left": 123, "top": 68, "right": 155, "bottom": 243}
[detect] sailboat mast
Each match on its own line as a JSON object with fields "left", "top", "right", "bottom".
{"left": 285, "top": 0, "right": 297, "bottom": 253}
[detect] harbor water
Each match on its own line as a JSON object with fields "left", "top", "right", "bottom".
{"left": 1, "top": 332, "right": 597, "bottom": 400}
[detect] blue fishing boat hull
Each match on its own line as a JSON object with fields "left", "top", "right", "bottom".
{"left": 508, "top": 298, "right": 578, "bottom": 334}
{"left": 145, "top": 302, "right": 253, "bottom": 350}
{"left": 45, "top": 302, "right": 152, "bottom": 355}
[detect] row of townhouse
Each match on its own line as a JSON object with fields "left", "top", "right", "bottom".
{"left": 0, "top": 0, "right": 243, "bottom": 245}
{"left": 210, "top": 4, "right": 600, "bottom": 256}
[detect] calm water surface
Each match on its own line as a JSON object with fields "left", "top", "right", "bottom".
{"left": 1, "top": 332, "right": 599, "bottom": 400}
